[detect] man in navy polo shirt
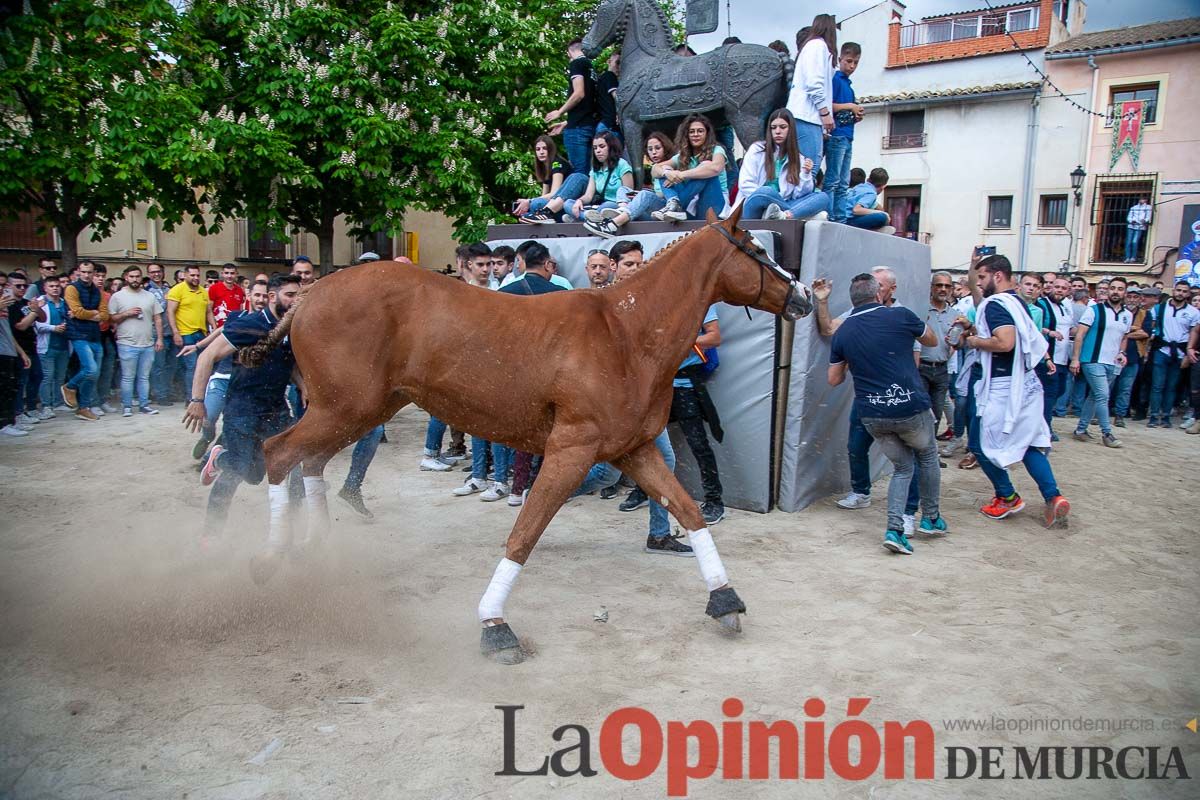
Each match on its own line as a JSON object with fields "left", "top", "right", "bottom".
{"left": 828, "top": 272, "right": 945, "bottom": 555}
{"left": 183, "top": 274, "right": 304, "bottom": 552}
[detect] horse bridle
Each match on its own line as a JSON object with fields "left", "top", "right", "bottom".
{"left": 711, "top": 223, "right": 799, "bottom": 317}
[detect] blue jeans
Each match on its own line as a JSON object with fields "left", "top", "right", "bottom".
{"left": 344, "top": 424, "right": 385, "bottom": 492}
{"left": 562, "top": 124, "right": 596, "bottom": 176}
{"left": 575, "top": 429, "right": 675, "bottom": 538}
{"left": 470, "top": 435, "right": 512, "bottom": 484}
{"left": 969, "top": 415, "right": 1060, "bottom": 502}
{"left": 860, "top": 411, "right": 941, "bottom": 533}
{"left": 117, "top": 343, "right": 155, "bottom": 409}
{"left": 662, "top": 175, "right": 726, "bottom": 220}
{"left": 1076, "top": 363, "right": 1117, "bottom": 435}
{"left": 742, "top": 187, "right": 830, "bottom": 220}
{"left": 1112, "top": 362, "right": 1139, "bottom": 418}
{"left": 98, "top": 337, "right": 118, "bottom": 403}
{"left": 16, "top": 350, "right": 40, "bottom": 414}
{"left": 424, "top": 416, "right": 447, "bottom": 453}
{"left": 1035, "top": 363, "right": 1056, "bottom": 429}
{"left": 624, "top": 189, "right": 665, "bottom": 221}
{"left": 794, "top": 120, "right": 825, "bottom": 171}
{"left": 845, "top": 211, "right": 889, "bottom": 230}
{"left": 824, "top": 135, "right": 853, "bottom": 221}
{"left": 204, "top": 374, "right": 229, "bottom": 435}
{"left": 1124, "top": 227, "right": 1143, "bottom": 261}
{"left": 1051, "top": 368, "right": 1071, "bottom": 417}
{"left": 848, "top": 407, "right": 920, "bottom": 512}
{"left": 528, "top": 172, "right": 589, "bottom": 213}
{"left": 1149, "top": 350, "right": 1183, "bottom": 421}
{"left": 39, "top": 348, "right": 69, "bottom": 409}
{"left": 65, "top": 339, "right": 103, "bottom": 408}
{"left": 207, "top": 410, "right": 301, "bottom": 533}
{"left": 151, "top": 342, "right": 176, "bottom": 401}
{"left": 177, "top": 331, "right": 204, "bottom": 401}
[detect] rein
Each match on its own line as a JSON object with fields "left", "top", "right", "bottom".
{"left": 711, "top": 223, "right": 795, "bottom": 319}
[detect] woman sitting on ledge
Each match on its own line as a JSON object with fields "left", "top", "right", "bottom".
{"left": 522, "top": 131, "right": 633, "bottom": 225}
{"left": 737, "top": 109, "right": 830, "bottom": 221}
{"left": 582, "top": 131, "right": 676, "bottom": 238}
{"left": 652, "top": 114, "right": 729, "bottom": 222}
{"left": 516, "top": 135, "right": 588, "bottom": 225}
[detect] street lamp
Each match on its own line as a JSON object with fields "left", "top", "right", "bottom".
{"left": 1071, "top": 165, "right": 1086, "bottom": 206}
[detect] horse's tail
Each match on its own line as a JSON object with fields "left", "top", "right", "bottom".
{"left": 237, "top": 284, "right": 309, "bottom": 368}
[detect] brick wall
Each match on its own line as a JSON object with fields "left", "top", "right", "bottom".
{"left": 886, "top": 0, "right": 1053, "bottom": 68}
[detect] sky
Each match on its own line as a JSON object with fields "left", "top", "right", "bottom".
{"left": 686, "top": 0, "right": 1200, "bottom": 51}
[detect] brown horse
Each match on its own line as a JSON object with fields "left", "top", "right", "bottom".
{"left": 242, "top": 207, "right": 812, "bottom": 663}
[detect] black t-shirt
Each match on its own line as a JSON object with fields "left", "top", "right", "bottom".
{"left": 499, "top": 273, "right": 566, "bottom": 296}
{"left": 596, "top": 70, "right": 619, "bottom": 129}
{"left": 981, "top": 291, "right": 1034, "bottom": 378}
{"left": 222, "top": 308, "right": 295, "bottom": 418}
{"left": 566, "top": 56, "right": 598, "bottom": 127}
{"left": 541, "top": 158, "right": 573, "bottom": 193}
{"left": 8, "top": 302, "right": 36, "bottom": 351}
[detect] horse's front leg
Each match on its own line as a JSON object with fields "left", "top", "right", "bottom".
{"left": 613, "top": 439, "right": 746, "bottom": 632}
{"left": 478, "top": 432, "right": 598, "bottom": 664}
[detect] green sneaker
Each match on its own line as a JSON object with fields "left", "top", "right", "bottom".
{"left": 883, "top": 530, "right": 913, "bottom": 555}
{"left": 918, "top": 516, "right": 949, "bottom": 535}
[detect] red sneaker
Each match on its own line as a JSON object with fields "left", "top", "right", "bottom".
{"left": 1042, "top": 495, "right": 1070, "bottom": 529}
{"left": 936, "top": 428, "right": 956, "bottom": 441}
{"left": 980, "top": 494, "right": 1025, "bottom": 520}
{"left": 201, "top": 444, "right": 225, "bottom": 486}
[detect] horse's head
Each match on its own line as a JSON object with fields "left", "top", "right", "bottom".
{"left": 705, "top": 206, "right": 813, "bottom": 321}
{"left": 582, "top": 0, "right": 629, "bottom": 58}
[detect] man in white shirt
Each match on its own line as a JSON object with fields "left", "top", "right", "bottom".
{"left": 1124, "top": 198, "right": 1152, "bottom": 263}
{"left": 1146, "top": 279, "right": 1200, "bottom": 427}
{"left": 1035, "top": 276, "right": 1075, "bottom": 439}
{"left": 1070, "top": 277, "right": 1131, "bottom": 447}
{"left": 107, "top": 266, "right": 165, "bottom": 416}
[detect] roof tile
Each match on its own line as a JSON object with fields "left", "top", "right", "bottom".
{"left": 859, "top": 80, "right": 1042, "bottom": 104}
{"left": 1045, "top": 17, "right": 1200, "bottom": 55}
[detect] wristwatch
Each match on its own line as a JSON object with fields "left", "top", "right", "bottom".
{"left": 189, "top": 397, "right": 205, "bottom": 404}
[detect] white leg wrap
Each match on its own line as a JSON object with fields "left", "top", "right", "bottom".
{"left": 478, "top": 558, "right": 522, "bottom": 622}
{"left": 303, "top": 476, "right": 330, "bottom": 541}
{"left": 267, "top": 483, "right": 292, "bottom": 548}
{"left": 688, "top": 528, "right": 728, "bottom": 592}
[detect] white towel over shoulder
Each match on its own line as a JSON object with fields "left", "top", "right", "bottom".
{"left": 974, "top": 293, "right": 1050, "bottom": 468}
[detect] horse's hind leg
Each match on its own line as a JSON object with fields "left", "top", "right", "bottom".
{"left": 613, "top": 439, "right": 746, "bottom": 632}
{"left": 478, "top": 431, "right": 598, "bottom": 664}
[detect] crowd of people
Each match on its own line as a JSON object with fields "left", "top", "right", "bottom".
{"left": 819, "top": 254, "right": 1200, "bottom": 556}
{"left": 510, "top": 15, "right": 900, "bottom": 237}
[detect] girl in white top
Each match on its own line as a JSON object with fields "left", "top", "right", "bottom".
{"left": 737, "top": 108, "right": 831, "bottom": 221}
{"left": 786, "top": 14, "right": 836, "bottom": 169}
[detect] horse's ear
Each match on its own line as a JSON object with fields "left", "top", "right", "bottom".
{"left": 726, "top": 201, "right": 744, "bottom": 229}
{"left": 705, "top": 207, "right": 720, "bottom": 225}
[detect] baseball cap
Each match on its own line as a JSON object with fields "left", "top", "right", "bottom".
{"left": 358, "top": 251, "right": 380, "bottom": 262}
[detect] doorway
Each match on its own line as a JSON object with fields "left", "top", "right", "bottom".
{"left": 885, "top": 185, "right": 922, "bottom": 239}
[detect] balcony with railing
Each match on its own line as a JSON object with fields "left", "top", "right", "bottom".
{"left": 898, "top": 5, "right": 1040, "bottom": 48}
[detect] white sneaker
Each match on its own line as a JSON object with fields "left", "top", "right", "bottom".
{"left": 1, "top": 424, "right": 29, "bottom": 437}
{"left": 836, "top": 491, "right": 871, "bottom": 509}
{"left": 763, "top": 203, "right": 786, "bottom": 220}
{"left": 480, "top": 481, "right": 510, "bottom": 502}
{"left": 584, "top": 207, "right": 605, "bottom": 224}
{"left": 808, "top": 210, "right": 829, "bottom": 221}
{"left": 878, "top": 225, "right": 897, "bottom": 235}
{"left": 101, "top": 402, "right": 120, "bottom": 414}
{"left": 939, "top": 438, "right": 963, "bottom": 457}
{"left": 507, "top": 490, "right": 525, "bottom": 507}
{"left": 36, "top": 407, "right": 55, "bottom": 420}
{"left": 653, "top": 198, "right": 686, "bottom": 222}
{"left": 902, "top": 514, "right": 916, "bottom": 537}
{"left": 123, "top": 407, "right": 133, "bottom": 417}
{"left": 90, "top": 406, "right": 106, "bottom": 417}
{"left": 601, "top": 207, "right": 622, "bottom": 221}
{"left": 15, "top": 412, "right": 39, "bottom": 426}
{"left": 419, "top": 456, "right": 452, "bottom": 472}
{"left": 452, "top": 477, "right": 487, "bottom": 496}
{"left": 1180, "top": 417, "right": 1195, "bottom": 430}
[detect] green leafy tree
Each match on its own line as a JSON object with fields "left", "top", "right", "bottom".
{"left": 181, "top": 0, "right": 681, "bottom": 265}
{"left": 0, "top": 0, "right": 206, "bottom": 268}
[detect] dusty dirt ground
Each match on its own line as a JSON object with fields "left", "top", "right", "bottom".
{"left": 0, "top": 406, "right": 1196, "bottom": 800}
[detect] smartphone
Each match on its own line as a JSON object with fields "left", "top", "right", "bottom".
{"left": 974, "top": 245, "right": 997, "bottom": 257}
{"left": 511, "top": 201, "right": 521, "bottom": 214}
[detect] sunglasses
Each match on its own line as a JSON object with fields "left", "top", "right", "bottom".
{"left": 932, "top": 282, "right": 952, "bottom": 288}
{"left": 587, "top": 249, "right": 610, "bottom": 257}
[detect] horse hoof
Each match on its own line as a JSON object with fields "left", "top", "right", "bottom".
{"left": 249, "top": 549, "right": 284, "bottom": 586}
{"left": 706, "top": 587, "right": 746, "bottom": 633}
{"left": 480, "top": 623, "right": 525, "bottom": 665}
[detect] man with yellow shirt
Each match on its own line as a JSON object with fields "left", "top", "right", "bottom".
{"left": 167, "top": 265, "right": 215, "bottom": 406}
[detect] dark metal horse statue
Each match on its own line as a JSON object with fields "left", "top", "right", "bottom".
{"left": 583, "top": 0, "right": 792, "bottom": 186}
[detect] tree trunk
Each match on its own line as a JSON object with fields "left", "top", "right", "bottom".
{"left": 316, "top": 208, "right": 336, "bottom": 277}
{"left": 57, "top": 225, "right": 81, "bottom": 270}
